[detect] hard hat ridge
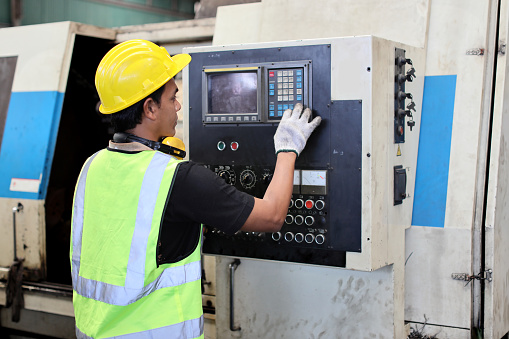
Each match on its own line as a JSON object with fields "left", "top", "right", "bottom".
{"left": 95, "top": 39, "right": 191, "bottom": 114}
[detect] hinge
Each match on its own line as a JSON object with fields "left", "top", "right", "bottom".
{"left": 451, "top": 269, "right": 493, "bottom": 286}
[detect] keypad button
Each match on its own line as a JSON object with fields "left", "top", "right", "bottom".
{"left": 278, "top": 77, "right": 282, "bottom": 82}
{"left": 278, "top": 110, "right": 283, "bottom": 116}
{"left": 289, "top": 82, "right": 294, "bottom": 88}
{"left": 269, "top": 105, "right": 274, "bottom": 110}
{"left": 289, "top": 70, "right": 294, "bottom": 76}
{"left": 283, "top": 89, "right": 288, "bottom": 95}
{"left": 283, "top": 83, "right": 289, "bottom": 89}
{"left": 283, "top": 96, "right": 289, "bottom": 101}
{"left": 269, "top": 90, "right": 274, "bottom": 96}
{"left": 278, "top": 96, "right": 282, "bottom": 101}
{"left": 296, "top": 70, "right": 302, "bottom": 76}
{"left": 297, "top": 89, "right": 302, "bottom": 95}
{"left": 289, "top": 95, "right": 294, "bottom": 101}
{"left": 296, "top": 83, "right": 302, "bottom": 89}
{"left": 283, "top": 104, "right": 288, "bottom": 110}
{"left": 297, "top": 95, "right": 302, "bottom": 101}
{"left": 283, "top": 71, "right": 288, "bottom": 76}
{"left": 297, "top": 76, "right": 302, "bottom": 82}
{"left": 289, "top": 89, "right": 294, "bottom": 95}
{"left": 269, "top": 111, "right": 275, "bottom": 117}
{"left": 283, "top": 77, "right": 288, "bottom": 82}
{"left": 278, "top": 83, "right": 283, "bottom": 89}
{"left": 278, "top": 90, "right": 282, "bottom": 95}
{"left": 289, "top": 77, "right": 293, "bottom": 82}
{"left": 269, "top": 83, "right": 275, "bottom": 89}
{"left": 278, "top": 104, "right": 283, "bottom": 110}
{"left": 278, "top": 71, "right": 283, "bottom": 76}
{"left": 289, "top": 104, "right": 294, "bottom": 109}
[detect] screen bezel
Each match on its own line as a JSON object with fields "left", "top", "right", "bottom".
{"left": 202, "top": 65, "right": 263, "bottom": 124}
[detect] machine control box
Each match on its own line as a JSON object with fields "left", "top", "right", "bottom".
{"left": 184, "top": 37, "right": 424, "bottom": 270}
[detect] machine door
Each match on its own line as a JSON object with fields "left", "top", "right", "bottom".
{"left": 484, "top": 2, "right": 509, "bottom": 338}
{"left": 0, "top": 22, "right": 115, "bottom": 281}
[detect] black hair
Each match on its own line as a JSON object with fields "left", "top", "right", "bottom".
{"left": 110, "top": 83, "right": 166, "bottom": 133}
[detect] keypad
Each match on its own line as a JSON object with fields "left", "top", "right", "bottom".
{"left": 268, "top": 67, "right": 304, "bottom": 120}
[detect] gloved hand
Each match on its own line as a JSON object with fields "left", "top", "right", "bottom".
{"left": 274, "top": 103, "right": 322, "bottom": 157}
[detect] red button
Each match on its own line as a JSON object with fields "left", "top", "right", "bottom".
{"left": 305, "top": 200, "right": 314, "bottom": 209}
{"left": 269, "top": 71, "right": 275, "bottom": 77}
{"left": 231, "top": 142, "right": 239, "bottom": 151}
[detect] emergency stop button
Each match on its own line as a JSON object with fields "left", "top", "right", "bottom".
{"left": 230, "top": 142, "right": 239, "bottom": 151}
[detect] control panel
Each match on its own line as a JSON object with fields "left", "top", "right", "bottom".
{"left": 184, "top": 37, "right": 424, "bottom": 270}
{"left": 201, "top": 61, "right": 310, "bottom": 124}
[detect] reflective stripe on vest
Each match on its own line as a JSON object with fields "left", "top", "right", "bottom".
{"left": 71, "top": 151, "right": 201, "bottom": 306}
{"left": 76, "top": 316, "right": 204, "bottom": 339}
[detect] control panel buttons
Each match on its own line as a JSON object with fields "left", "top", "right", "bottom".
{"left": 230, "top": 142, "right": 239, "bottom": 151}
{"left": 304, "top": 233, "right": 315, "bottom": 244}
{"left": 289, "top": 199, "right": 294, "bottom": 208}
{"left": 294, "top": 215, "right": 304, "bottom": 225}
{"left": 284, "top": 232, "right": 294, "bottom": 242}
{"left": 294, "top": 199, "right": 304, "bottom": 209}
{"left": 305, "top": 199, "right": 314, "bottom": 209}
{"left": 315, "top": 234, "right": 325, "bottom": 245}
{"left": 315, "top": 200, "right": 325, "bottom": 210}
{"left": 285, "top": 214, "right": 294, "bottom": 224}
{"left": 304, "top": 216, "right": 315, "bottom": 226}
{"left": 272, "top": 232, "right": 282, "bottom": 241}
{"left": 294, "top": 233, "right": 304, "bottom": 243}
{"left": 217, "top": 141, "right": 226, "bottom": 151}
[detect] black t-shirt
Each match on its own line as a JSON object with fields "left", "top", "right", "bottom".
{"left": 157, "top": 161, "right": 254, "bottom": 264}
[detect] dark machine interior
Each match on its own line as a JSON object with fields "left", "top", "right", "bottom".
{"left": 45, "top": 35, "right": 114, "bottom": 285}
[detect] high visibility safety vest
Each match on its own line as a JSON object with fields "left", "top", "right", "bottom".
{"left": 70, "top": 149, "right": 204, "bottom": 339}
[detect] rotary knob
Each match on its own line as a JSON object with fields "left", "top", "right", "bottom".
{"left": 240, "top": 169, "right": 256, "bottom": 189}
{"left": 217, "top": 170, "right": 236, "bottom": 185}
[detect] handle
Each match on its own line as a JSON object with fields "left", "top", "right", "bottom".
{"left": 12, "top": 203, "right": 23, "bottom": 261}
{"left": 229, "top": 259, "right": 241, "bottom": 332}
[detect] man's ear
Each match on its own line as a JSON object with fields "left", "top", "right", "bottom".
{"left": 143, "top": 98, "right": 158, "bottom": 121}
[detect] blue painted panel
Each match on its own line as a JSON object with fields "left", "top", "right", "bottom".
{"left": 0, "top": 91, "right": 64, "bottom": 199}
{"left": 412, "top": 75, "right": 457, "bottom": 227}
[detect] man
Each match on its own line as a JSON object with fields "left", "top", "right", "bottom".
{"left": 70, "top": 39, "right": 321, "bottom": 338}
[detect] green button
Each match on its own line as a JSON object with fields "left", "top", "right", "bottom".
{"left": 217, "top": 141, "right": 226, "bottom": 151}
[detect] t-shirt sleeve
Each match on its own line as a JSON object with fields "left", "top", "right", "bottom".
{"left": 168, "top": 161, "right": 255, "bottom": 234}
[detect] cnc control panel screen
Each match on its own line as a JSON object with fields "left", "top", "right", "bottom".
{"left": 207, "top": 71, "right": 258, "bottom": 114}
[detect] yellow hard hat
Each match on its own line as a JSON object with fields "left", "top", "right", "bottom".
{"left": 162, "top": 137, "right": 186, "bottom": 160}
{"left": 95, "top": 39, "right": 191, "bottom": 114}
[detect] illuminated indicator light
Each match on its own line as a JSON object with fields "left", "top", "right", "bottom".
{"left": 305, "top": 200, "right": 314, "bottom": 209}
{"left": 231, "top": 142, "right": 239, "bottom": 151}
{"left": 217, "top": 141, "right": 226, "bottom": 151}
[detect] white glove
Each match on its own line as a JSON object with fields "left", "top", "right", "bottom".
{"left": 274, "top": 103, "right": 322, "bottom": 157}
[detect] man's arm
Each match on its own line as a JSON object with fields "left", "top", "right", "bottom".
{"left": 241, "top": 103, "right": 321, "bottom": 232}
{"left": 241, "top": 152, "right": 296, "bottom": 232}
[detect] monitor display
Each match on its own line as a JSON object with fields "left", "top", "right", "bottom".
{"left": 207, "top": 71, "right": 258, "bottom": 114}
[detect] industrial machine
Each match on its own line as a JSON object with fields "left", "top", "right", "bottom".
{"left": 184, "top": 36, "right": 424, "bottom": 271}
